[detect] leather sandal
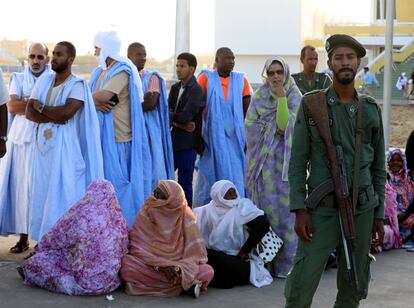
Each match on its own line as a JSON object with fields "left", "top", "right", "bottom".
{"left": 16, "top": 266, "right": 25, "bottom": 280}
{"left": 9, "top": 241, "right": 29, "bottom": 254}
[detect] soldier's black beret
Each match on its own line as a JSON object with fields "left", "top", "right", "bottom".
{"left": 325, "top": 34, "right": 366, "bottom": 58}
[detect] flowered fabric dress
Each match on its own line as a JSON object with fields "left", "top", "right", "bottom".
{"left": 387, "top": 149, "right": 414, "bottom": 242}
{"left": 245, "top": 57, "right": 302, "bottom": 277}
{"left": 22, "top": 180, "right": 129, "bottom": 295}
{"left": 381, "top": 181, "right": 402, "bottom": 250}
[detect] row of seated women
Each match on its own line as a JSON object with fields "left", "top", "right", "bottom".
{"left": 17, "top": 179, "right": 273, "bottom": 297}
{"left": 377, "top": 149, "right": 414, "bottom": 252}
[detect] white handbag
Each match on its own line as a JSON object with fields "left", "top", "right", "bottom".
{"left": 255, "top": 227, "right": 283, "bottom": 263}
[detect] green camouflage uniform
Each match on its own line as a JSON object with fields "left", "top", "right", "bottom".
{"left": 284, "top": 86, "right": 386, "bottom": 308}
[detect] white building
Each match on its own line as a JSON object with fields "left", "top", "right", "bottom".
{"left": 213, "top": 0, "right": 414, "bottom": 87}
{"left": 214, "top": 0, "right": 304, "bottom": 84}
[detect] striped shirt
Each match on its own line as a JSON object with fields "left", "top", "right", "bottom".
{"left": 139, "top": 70, "right": 160, "bottom": 94}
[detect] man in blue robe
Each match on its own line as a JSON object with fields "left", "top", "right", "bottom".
{"left": 194, "top": 47, "right": 252, "bottom": 206}
{"left": 90, "top": 31, "right": 151, "bottom": 226}
{"left": 127, "top": 42, "right": 174, "bottom": 190}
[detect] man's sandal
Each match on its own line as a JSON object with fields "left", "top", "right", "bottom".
{"left": 9, "top": 241, "right": 29, "bottom": 254}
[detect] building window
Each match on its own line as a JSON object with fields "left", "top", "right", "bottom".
{"left": 376, "top": 0, "right": 396, "bottom": 20}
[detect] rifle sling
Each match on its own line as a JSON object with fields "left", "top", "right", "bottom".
{"left": 352, "top": 100, "right": 363, "bottom": 213}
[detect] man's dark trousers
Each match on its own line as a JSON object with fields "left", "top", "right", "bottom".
{"left": 174, "top": 148, "right": 197, "bottom": 207}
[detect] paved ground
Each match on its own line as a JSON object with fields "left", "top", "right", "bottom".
{"left": 0, "top": 236, "right": 413, "bottom": 308}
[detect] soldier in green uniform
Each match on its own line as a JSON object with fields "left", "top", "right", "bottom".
{"left": 284, "top": 35, "right": 386, "bottom": 308}
{"left": 292, "top": 45, "right": 332, "bottom": 95}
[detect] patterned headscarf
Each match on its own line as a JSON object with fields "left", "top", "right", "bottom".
{"left": 261, "top": 56, "right": 293, "bottom": 90}
{"left": 387, "top": 149, "right": 408, "bottom": 182}
{"left": 387, "top": 149, "right": 414, "bottom": 212}
{"left": 124, "top": 180, "right": 208, "bottom": 294}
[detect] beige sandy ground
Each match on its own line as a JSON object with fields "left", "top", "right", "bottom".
{"left": 1, "top": 235, "right": 414, "bottom": 308}
{"left": 387, "top": 104, "right": 414, "bottom": 148}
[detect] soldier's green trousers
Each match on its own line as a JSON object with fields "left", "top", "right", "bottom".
{"left": 284, "top": 208, "right": 375, "bottom": 308}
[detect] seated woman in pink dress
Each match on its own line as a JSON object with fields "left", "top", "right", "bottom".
{"left": 120, "top": 180, "right": 214, "bottom": 298}
{"left": 17, "top": 180, "right": 129, "bottom": 295}
{"left": 375, "top": 181, "right": 402, "bottom": 252}
{"left": 387, "top": 149, "right": 414, "bottom": 246}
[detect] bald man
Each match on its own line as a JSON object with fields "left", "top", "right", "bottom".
{"left": 0, "top": 43, "right": 51, "bottom": 252}
{"left": 127, "top": 42, "right": 174, "bottom": 190}
{"left": 194, "top": 47, "right": 251, "bottom": 206}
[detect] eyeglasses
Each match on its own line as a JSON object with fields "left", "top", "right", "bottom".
{"left": 28, "top": 54, "right": 45, "bottom": 60}
{"left": 267, "top": 70, "right": 284, "bottom": 77}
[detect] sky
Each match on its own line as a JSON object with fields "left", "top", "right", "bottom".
{"left": 0, "top": 0, "right": 371, "bottom": 60}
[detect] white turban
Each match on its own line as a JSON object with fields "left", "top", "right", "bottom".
{"left": 94, "top": 31, "right": 122, "bottom": 70}
{"left": 93, "top": 30, "right": 143, "bottom": 102}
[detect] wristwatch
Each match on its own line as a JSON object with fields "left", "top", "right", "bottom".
{"left": 0, "top": 136, "right": 7, "bottom": 142}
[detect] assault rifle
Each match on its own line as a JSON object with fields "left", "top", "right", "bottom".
{"left": 303, "top": 92, "right": 360, "bottom": 297}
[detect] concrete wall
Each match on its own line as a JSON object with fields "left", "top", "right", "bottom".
{"left": 396, "top": 0, "right": 414, "bottom": 22}
{"left": 214, "top": 0, "right": 303, "bottom": 83}
{"left": 233, "top": 52, "right": 331, "bottom": 84}
{"left": 234, "top": 54, "right": 301, "bottom": 84}
{"left": 214, "top": 0, "right": 302, "bottom": 56}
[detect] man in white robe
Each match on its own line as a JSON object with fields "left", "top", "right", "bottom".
{"left": 25, "top": 41, "right": 103, "bottom": 240}
{"left": 0, "top": 43, "right": 51, "bottom": 252}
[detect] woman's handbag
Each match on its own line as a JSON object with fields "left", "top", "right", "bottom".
{"left": 255, "top": 227, "right": 283, "bottom": 263}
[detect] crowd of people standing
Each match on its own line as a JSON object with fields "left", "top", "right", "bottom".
{"left": 0, "top": 30, "right": 411, "bottom": 308}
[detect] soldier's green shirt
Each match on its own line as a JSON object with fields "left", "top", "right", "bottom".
{"left": 288, "top": 86, "right": 386, "bottom": 218}
{"left": 292, "top": 72, "right": 332, "bottom": 95}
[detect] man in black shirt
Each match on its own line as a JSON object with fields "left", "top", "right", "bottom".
{"left": 169, "top": 53, "right": 204, "bottom": 207}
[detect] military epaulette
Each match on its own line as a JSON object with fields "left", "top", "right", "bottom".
{"left": 291, "top": 72, "right": 300, "bottom": 77}
{"left": 359, "top": 94, "right": 378, "bottom": 106}
{"left": 303, "top": 88, "right": 328, "bottom": 97}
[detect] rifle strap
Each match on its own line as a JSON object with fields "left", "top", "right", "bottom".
{"left": 352, "top": 99, "right": 363, "bottom": 213}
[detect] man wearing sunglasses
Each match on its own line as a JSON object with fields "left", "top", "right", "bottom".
{"left": 0, "top": 43, "right": 51, "bottom": 253}
{"left": 292, "top": 45, "right": 332, "bottom": 95}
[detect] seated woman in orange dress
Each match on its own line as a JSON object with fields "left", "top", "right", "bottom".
{"left": 120, "top": 180, "right": 214, "bottom": 298}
